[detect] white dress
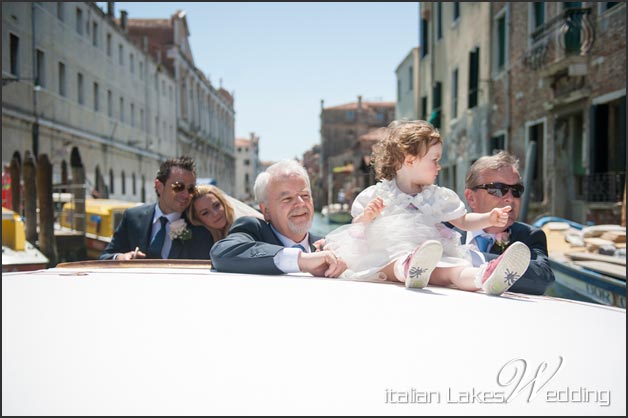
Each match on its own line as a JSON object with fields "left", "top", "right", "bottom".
{"left": 325, "top": 179, "right": 472, "bottom": 281}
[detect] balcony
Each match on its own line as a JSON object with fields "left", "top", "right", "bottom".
{"left": 523, "top": 7, "right": 595, "bottom": 77}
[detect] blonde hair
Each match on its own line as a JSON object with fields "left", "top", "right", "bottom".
{"left": 186, "top": 184, "right": 235, "bottom": 242}
{"left": 371, "top": 120, "right": 442, "bottom": 180}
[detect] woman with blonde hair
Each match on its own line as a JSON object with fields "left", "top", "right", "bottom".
{"left": 187, "top": 184, "right": 235, "bottom": 242}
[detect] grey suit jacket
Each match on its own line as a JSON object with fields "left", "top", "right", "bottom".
{"left": 210, "top": 216, "right": 321, "bottom": 275}
{"left": 459, "top": 221, "right": 555, "bottom": 295}
{"left": 99, "top": 203, "right": 213, "bottom": 260}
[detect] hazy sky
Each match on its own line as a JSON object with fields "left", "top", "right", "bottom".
{"left": 98, "top": 2, "right": 419, "bottom": 161}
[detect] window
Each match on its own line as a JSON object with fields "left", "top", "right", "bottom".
{"left": 490, "top": 134, "right": 505, "bottom": 153}
{"left": 35, "top": 49, "right": 45, "bottom": 87}
{"left": 118, "top": 44, "right": 123, "bottom": 65}
{"left": 119, "top": 97, "right": 124, "bottom": 122}
{"left": 453, "top": 2, "right": 460, "bottom": 21}
{"left": 468, "top": 47, "right": 480, "bottom": 109}
{"left": 77, "top": 72, "right": 84, "bottom": 105}
{"left": 532, "top": 2, "right": 545, "bottom": 29}
{"left": 140, "top": 108, "right": 144, "bottom": 130}
{"left": 109, "top": 169, "right": 114, "bottom": 194}
{"left": 93, "top": 82, "right": 99, "bottom": 111}
{"left": 132, "top": 173, "right": 137, "bottom": 195}
{"left": 346, "top": 110, "right": 355, "bottom": 121}
{"left": 437, "top": 3, "right": 443, "bottom": 40}
{"left": 58, "top": 62, "right": 66, "bottom": 96}
{"left": 430, "top": 82, "right": 442, "bottom": 129}
{"left": 408, "top": 66, "right": 413, "bottom": 91}
{"left": 121, "top": 171, "right": 126, "bottom": 195}
{"left": 420, "top": 18, "right": 429, "bottom": 57}
{"left": 57, "top": 3, "right": 64, "bottom": 21}
{"left": 130, "top": 103, "right": 135, "bottom": 127}
{"left": 421, "top": 96, "right": 427, "bottom": 120}
{"left": 139, "top": 61, "right": 143, "bottom": 79}
{"left": 528, "top": 122, "right": 545, "bottom": 202}
{"left": 106, "top": 33, "right": 111, "bottom": 56}
{"left": 92, "top": 21, "right": 98, "bottom": 47}
{"left": 10, "top": 34, "right": 19, "bottom": 77}
{"left": 451, "top": 69, "right": 458, "bottom": 119}
{"left": 244, "top": 159, "right": 250, "bottom": 166}
{"left": 496, "top": 14, "right": 506, "bottom": 72}
{"left": 129, "top": 53, "right": 134, "bottom": 73}
{"left": 107, "top": 90, "right": 112, "bottom": 117}
{"left": 397, "top": 79, "right": 401, "bottom": 102}
{"left": 75, "top": 8, "right": 83, "bottom": 35}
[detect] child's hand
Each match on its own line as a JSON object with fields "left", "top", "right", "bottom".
{"left": 489, "top": 205, "right": 511, "bottom": 227}
{"left": 361, "top": 197, "right": 385, "bottom": 223}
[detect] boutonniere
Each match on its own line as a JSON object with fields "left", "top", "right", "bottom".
{"left": 494, "top": 231, "right": 510, "bottom": 253}
{"left": 169, "top": 219, "right": 192, "bottom": 241}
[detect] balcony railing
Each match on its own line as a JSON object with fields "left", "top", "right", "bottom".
{"left": 523, "top": 7, "right": 595, "bottom": 70}
{"left": 576, "top": 172, "right": 626, "bottom": 203}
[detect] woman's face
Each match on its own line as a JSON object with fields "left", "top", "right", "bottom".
{"left": 193, "top": 193, "right": 227, "bottom": 231}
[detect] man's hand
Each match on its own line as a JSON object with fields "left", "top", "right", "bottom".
{"left": 297, "top": 250, "right": 347, "bottom": 278}
{"left": 115, "top": 248, "right": 147, "bottom": 260}
{"left": 489, "top": 205, "right": 511, "bottom": 228}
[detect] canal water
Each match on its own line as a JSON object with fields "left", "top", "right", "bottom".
{"left": 310, "top": 212, "right": 343, "bottom": 237}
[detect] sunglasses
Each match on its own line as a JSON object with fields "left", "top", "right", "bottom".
{"left": 472, "top": 182, "right": 524, "bottom": 198}
{"left": 170, "top": 181, "right": 196, "bottom": 194}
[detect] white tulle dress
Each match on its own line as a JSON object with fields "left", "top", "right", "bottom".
{"left": 325, "top": 179, "right": 473, "bottom": 281}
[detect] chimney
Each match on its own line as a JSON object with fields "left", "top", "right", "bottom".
{"left": 107, "top": 1, "right": 114, "bottom": 18}
{"left": 320, "top": 99, "right": 324, "bottom": 110}
{"left": 120, "top": 10, "right": 128, "bottom": 32}
{"left": 357, "top": 95, "right": 362, "bottom": 110}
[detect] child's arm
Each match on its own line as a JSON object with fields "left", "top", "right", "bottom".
{"left": 352, "top": 197, "right": 384, "bottom": 224}
{"left": 448, "top": 205, "right": 511, "bottom": 231}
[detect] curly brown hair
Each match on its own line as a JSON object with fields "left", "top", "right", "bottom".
{"left": 371, "top": 120, "right": 442, "bottom": 180}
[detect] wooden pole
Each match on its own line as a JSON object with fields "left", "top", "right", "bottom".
{"left": 9, "top": 158, "right": 20, "bottom": 214}
{"left": 22, "top": 154, "right": 38, "bottom": 244}
{"left": 70, "top": 150, "right": 86, "bottom": 234}
{"left": 37, "top": 153, "right": 58, "bottom": 267}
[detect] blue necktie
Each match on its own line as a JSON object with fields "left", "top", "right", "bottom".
{"left": 475, "top": 235, "right": 494, "bottom": 253}
{"left": 149, "top": 216, "right": 168, "bottom": 258}
{"left": 292, "top": 244, "right": 306, "bottom": 252}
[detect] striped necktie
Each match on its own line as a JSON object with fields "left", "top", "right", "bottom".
{"left": 291, "top": 244, "right": 306, "bottom": 252}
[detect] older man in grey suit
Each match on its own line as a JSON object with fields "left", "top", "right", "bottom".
{"left": 100, "top": 156, "right": 212, "bottom": 261}
{"left": 211, "top": 159, "right": 346, "bottom": 277}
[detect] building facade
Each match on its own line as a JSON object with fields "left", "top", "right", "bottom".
{"left": 415, "top": 1, "right": 625, "bottom": 224}
{"left": 234, "top": 133, "right": 260, "bottom": 202}
{"left": 395, "top": 46, "right": 420, "bottom": 120}
{"left": 318, "top": 96, "right": 395, "bottom": 208}
{"left": 2, "top": 1, "right": 236, "bottom": 205}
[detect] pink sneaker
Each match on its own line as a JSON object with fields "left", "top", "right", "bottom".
{"left": 477, "top": 241, "right": 530, "bottom": 295}
{"left": 398, "top": 240, "right": 443, "bottom": 289}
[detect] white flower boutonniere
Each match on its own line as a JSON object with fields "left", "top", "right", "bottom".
{"left": 494, "top": 231, "right": 510, "bottom": 253}
{"left": 169, "top": 219, "right": 192, "bottom": 241}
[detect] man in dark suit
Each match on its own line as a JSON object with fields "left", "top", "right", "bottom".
{"left": 462, "top": 151, "right": 554, "bottom": 295}
{"left": 211, "top": 160, "right": 346, "bottom": 277}
{"left": 99, "top": 156, "right": 212, "bottom": 261}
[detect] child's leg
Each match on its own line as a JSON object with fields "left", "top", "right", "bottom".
{"left": 431, "top": 242, "right": 531, "bottom": 295}
{"left": 382, "top": 240, "right": 443, "bottom": 288}
{"left": 429, "top": 266, "right": 481, "bottom": 291}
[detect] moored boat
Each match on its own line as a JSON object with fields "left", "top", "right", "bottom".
{"left": 534, "top": 216, "right": 626, "bottom": 308}
{"left": 2, "top": 259, "right": 625, "bottom": 415}
{"left": 321, "top": 203, "right": 352, "bottom": 224}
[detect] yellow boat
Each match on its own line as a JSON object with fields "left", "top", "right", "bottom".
{"left": 2, "top": 207, "right": 49, "bottom": 272}
{"left": 60, "top": 198, "right": 142, "bottom": 259}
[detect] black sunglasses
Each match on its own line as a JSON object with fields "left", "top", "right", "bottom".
{"left": 170, "top": 181, "right": 196, "bottom": 194}
{"left": 472, "top": 182, "right": 524, "bottom": 198}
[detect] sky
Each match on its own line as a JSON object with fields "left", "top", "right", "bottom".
{"left": 97, "top": 2, "right": 419, "bottom": 162}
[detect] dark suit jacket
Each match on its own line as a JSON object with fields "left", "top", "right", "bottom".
{"left": 99, "top": 203, "right": 213, "bottom": 260}
{"left": 453, "top": 221, "right": 555, "bottom": 295}
{"left": 210, "top": 216, "right": 321, "bottom": 275}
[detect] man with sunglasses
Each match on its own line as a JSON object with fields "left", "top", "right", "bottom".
{"left": 460, "top": 151, "right": 554, "bottom": 295}
{"left": 100, "top": 156, "right": 213, "bottom": 261}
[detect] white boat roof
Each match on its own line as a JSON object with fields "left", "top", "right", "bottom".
{"left": 2, "top": 264, "right": 626, "bottom": 415}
